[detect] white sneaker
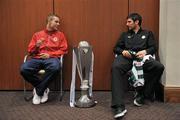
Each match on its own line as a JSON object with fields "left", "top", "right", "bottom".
{"left": 40, "top": 88, "right": 50, "bottom": 103}
{"left": 32, "top": 88, "right": 41, "bottom": 105}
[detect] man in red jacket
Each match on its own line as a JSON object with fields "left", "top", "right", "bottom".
{"left": 20, "top": 14, "right": 68, "bottom": 105}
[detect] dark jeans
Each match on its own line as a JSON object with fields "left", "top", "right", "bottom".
{"left": 111, "top": 55, "right": 164, "bottom": 108}
{"left": 20, "top": 58, "right": 60, "bottom": 96}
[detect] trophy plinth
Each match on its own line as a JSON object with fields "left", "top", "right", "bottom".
{"left": 75, "top": 80, "right": 96, "bottom": 108}
{"left": 75, "top": 92, "right": 96, "bottom": 108}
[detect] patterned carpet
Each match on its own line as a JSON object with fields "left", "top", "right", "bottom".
{"left": 0, "top": 91, "right": 179, "bottom": 120}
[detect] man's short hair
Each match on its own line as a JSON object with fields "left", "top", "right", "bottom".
{"left": 46, "top": 13, "right": 60, "bottom": 23}
{"left": 127, "top": 13, "right": 142, "bottom": 26}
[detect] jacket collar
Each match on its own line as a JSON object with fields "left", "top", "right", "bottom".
{"left": 128, "top": 27, "right": 142, "bottom": 34}
{"left": 44, "top": 29, "right": 57, "bottom": 35}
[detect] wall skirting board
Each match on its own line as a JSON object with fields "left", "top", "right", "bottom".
{"left": 164, "top": 87, "right": 180, "bottom": 103}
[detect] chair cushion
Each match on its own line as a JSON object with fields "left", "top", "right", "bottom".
{"left": 38, "top": 70, "right": 45, "bottom": 74}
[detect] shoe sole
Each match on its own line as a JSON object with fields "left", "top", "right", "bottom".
{"left": 40, "top": 100, "right": 48, "bottom": 104}
{"left": 32, "top": 102, "right": 41, "bottom": 105}
{"left": 114, "top": 109, "right": 127, "bottom": 118}
{"left": 134, "top": 99, "right": 143, "bottom": 107}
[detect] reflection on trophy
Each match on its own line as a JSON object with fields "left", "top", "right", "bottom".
{"left": 70, "top": 41, "right": 97, "bottom": 108}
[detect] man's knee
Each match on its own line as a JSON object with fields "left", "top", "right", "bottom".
{"left": 20, "top": 63, "right": 28, "bottom": 75}
{"left": 48, "top": 63, "right": 60, "bottom": 73}
{"left": 112, "top": 61, "right": 123, "bottom": 72}
{"left": 112, "top": 61, "right": 120, "bottom": 70}
{"left": 154, "top": 62, "right": 164, "bottom": 74}
{"left": 158, "top": 63, "right": 164, "bottom": 72}
{"left": 112, "top": 62, "right": 129, "bottom": 75}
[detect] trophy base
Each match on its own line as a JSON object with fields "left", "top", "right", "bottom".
{"left": 75, "top": 95, "right": 97, "bottom": 108}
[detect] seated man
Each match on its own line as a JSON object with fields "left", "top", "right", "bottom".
{"left": 20, "top": 14, "right": 68, "bottom": 105}
{"left": 111, "top": 13, "right": 164, "bottom": 118}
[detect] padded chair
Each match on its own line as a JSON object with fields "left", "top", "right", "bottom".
{"left": 23, "top": 54, "right": 64, "bottom": 101}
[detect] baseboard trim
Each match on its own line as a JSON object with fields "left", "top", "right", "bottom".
{"left": 165, "top": 87, "right": 180, "bottom": 103}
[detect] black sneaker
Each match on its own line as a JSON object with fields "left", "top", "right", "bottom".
{"left": 133, "top": 90, "right": 144, "bottom": 107}
{"left": 114, "top": 107, "right": 127, "bottom": 118}
{"left": 134, "top": 86, "right": 144, "bottom": 107}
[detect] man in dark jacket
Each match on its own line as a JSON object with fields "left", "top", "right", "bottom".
{"left": 111, "top": 13, "right": 164, "bottom": 118}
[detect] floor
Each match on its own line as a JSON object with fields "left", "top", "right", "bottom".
{"left": 0, "top": 91, "right": 179, "bottom": 120}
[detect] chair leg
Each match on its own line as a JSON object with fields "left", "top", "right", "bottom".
{"left": 23, "top": 80, "right": 33, "bottom": 101}
{"left": 59, "top": 68, "right": 65, "bottom": 101}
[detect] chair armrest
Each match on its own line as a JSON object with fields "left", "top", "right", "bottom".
{"left": 59, "top": 55, "right": 64, "bottom": 66}
{"left": 23, "top": 54, "right": 30, "bottom": 63}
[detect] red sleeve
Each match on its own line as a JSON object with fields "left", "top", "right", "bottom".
{"left": 27, "top": 33, "right": 39, "bottom": 54}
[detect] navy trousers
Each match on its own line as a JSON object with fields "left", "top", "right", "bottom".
{"left": 20, "top": 58, "right": 60, "bottom": 96}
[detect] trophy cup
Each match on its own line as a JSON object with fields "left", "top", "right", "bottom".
{"left": 70, "top": 41, "right": 97, "bottom": 108}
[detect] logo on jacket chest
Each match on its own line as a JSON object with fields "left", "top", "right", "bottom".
{"left": 48, "top": 36, "right": 59, "bottom": 42}
{"left": 128, "top": 35, "right": 132, "bottom": 39}
{"left": 52, "top": 37, "right": 59, "bottom": 42}
{"left": 141, "top": 35, "right": 146, "bottom": 39}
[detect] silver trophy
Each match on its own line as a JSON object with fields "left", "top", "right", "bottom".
{"left": 70, "top": 41, "right": 96, "bottom": 108}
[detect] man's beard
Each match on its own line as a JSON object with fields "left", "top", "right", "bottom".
{"left": 128, "top": 26, "right": 135, "bottom": 31}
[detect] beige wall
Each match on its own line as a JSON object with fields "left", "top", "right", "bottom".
{"left": 159, "top": 0, "right": 180, "bottom": 87}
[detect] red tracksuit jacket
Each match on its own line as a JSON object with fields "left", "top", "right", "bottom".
{"left": 28, "top": 29, "right": 68, "bottom": 58}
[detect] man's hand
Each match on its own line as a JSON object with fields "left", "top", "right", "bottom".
{"left": 122, "top": 50, "right": 132, "bottom": 58}
{"left": 36, "top": 38, "right": 45, "bottom": 47}
{"left": 39, "top": 53, "right": 50, "bottom": 59}
{"left": 136, "top": 50, "right": 147, "bottom": 58}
